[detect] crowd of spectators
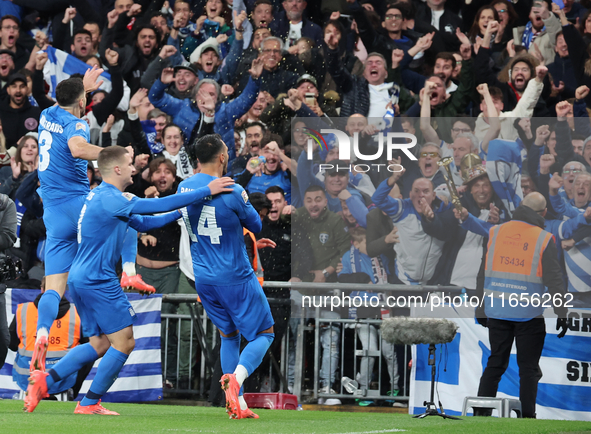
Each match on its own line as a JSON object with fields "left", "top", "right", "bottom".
{"left": 0, "top": 0, "right": 590, "bottom": 406}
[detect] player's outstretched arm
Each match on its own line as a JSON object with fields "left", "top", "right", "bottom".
{"left": 129, "top": 211, "right": 180, "bottom": 232}
{"left": 68, "top": 136, "right": 104, "bottom": 161}
{"left": 132, "top": 177, "right": 235, "bottom": 215}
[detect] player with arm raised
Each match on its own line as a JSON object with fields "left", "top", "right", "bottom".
{"left": 179, "top": 134, "right": 274, "bottom": 420}
{"left": 32, "top": 68, "right": 147, "bottom": 376}
{"left": 25, "top": 146, "right": 234, "bottom": 414}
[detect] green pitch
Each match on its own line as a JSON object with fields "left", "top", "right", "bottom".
{"left": 2, "top": 400, "right": 590, "bottom": 434}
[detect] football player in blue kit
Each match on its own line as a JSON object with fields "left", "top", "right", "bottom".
{"left": 179, "top": 134, "right": 275, "bottom": 420}
{"left": 25, "top": 146, "right": 235, "bottom": 414}
{"left": 32, "top": 68, "right": 149, "bottom": 376}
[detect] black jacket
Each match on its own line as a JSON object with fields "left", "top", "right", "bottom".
{"left": 414, "top": 3, "right": 462, "bottom": 52}
{"left": 424, "top": 191, "right": 507, "bottom": 287}
{"left": 0, "top": 99, "right": 40, "bottom": 148}
{"left": 257, "top": 216, "right": 291, "bottom": 283}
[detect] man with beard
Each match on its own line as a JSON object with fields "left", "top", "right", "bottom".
{"left": 238, "top": 91, "right": 271, "bottom": 126}
{"left": 553, "top": 98, "right": 591, "bottom": 170}
{"left": 0, "top": 16, "right": 29, "bottom": 71}
{"left": 433, "top": 53, "right": 458, "bottom": 93}
{"left": 0, "top": 74, "right": 40, "bottom": 147}
{"left": 100, "top": 23, "right": 160, "bottom": 94}
{"left": 136, "top": 157, "right": 184, "bottom": 388}
{"left": 230, "top": 121, "right": 266, "bottom": 176}
{"left": 373, "top": 174, "right": 450, "bottom": 285}
{"left": 271, "top": 0, "right": 323, "bottom": 49}
{"left": 425, "top": 158, "right": 505, "bottom": 289}
{"left": 179, "top": 134, "right": 275, "bottom": 419}
{"left": 475, "top": 20, "right": 551, "bottom": 116}
{"left": 141, "top": 43, "right": 199, "bottom": 98}
{"left": 236, "top": 139, "right": 292, "bottom": 203}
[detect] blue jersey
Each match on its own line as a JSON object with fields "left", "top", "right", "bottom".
{"left": 38, "top": 105, "right": 90, "bottom": 206}
{"left": 69, "top": 182, "right": 139, "bottom": 285}
{"left": 179, "top": 173, "right": 262, "bottom": 286}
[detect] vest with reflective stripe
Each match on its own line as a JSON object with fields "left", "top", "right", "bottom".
{"left": 13, "top": 302, "right": 81, "bottom": 393}
{"left": 484, "top": 220, "right": 553, "bottom": 321}
{"left": 244, "top": 228, "right": 264, "bottom": 286}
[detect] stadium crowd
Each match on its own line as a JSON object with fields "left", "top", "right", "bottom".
{"left": 0, "top": 0, "right": 590, "bottom": 409}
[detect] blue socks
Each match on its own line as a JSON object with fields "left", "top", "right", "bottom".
{"left": 121, "top": 228, "right": 137, "bottom": 266}
{"left": 238, "top": 333, "right": 274, "bottom": 376}
{"left": 220, "top": 334, "right": 241, "bottom": 374}
{"left": 36, "top": 289, "right": 61, "bottom": 332}
{"left": 81, "top": 347, "right": 128, "bottom": 406}
{"left": 47, "top": 343, "right": 99, "bottom": 389}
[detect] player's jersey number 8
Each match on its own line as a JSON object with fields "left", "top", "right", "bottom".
{"left": 38, "top": 130, "right": 52, "bottom": 172}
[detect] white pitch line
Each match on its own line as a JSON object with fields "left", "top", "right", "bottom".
{"left": 331, "top": 430, "right": 406, "bottom": 434}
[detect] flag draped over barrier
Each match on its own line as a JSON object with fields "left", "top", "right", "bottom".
{"left": 410, "top": 304, "right": 591, "bottom": 421}
{"left": 0, "top": 288, "right": 163, "bottom": 402}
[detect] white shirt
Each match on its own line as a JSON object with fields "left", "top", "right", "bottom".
{"left": 286, "top": 21, "right": 303, "bottom": 48}
{"left": 450, "top": 208, "right": 490, "bottom": 289}
{"left": 431, "top": 10, "right": 444, "bottom": 30}
{"left": 367, "top": 82, "right": 393, "bottom": 120}
{"left": 447, "top": 81, "right": 458, "bottom": 94}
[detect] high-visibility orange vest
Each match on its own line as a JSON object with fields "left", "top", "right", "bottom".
{"left": 483, "top": 220, "right": 553, "bottom": 320}
{"left": 16, "top": 302, "right": 81, "bottom": 359}
{"left": 13, "top": 301, "right": 82, "bottom": 393}
{"left": 244, "top": 228, "right": 264, "bottom": 286}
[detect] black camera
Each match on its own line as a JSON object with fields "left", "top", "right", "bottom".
{"left": 0, "top": 254, "right": 22, "bottom": 282}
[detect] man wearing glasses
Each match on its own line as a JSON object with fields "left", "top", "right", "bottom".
{"left": 0, "top": 15, "right": 29, "bottom": 71}
{"left": 257, "top": 36, "right": 298, "bottom": 98}
{"left": 397, "top": 143, "right": 446, "bottom": 198}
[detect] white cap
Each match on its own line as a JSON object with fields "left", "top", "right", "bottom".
{"left": 189, "top": 37, "right": 220, "bottom": 64}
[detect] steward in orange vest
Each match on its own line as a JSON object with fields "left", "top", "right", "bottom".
{"left": 9, "top": 293, "right": 81, "bottom": 394}
{"left": 476, "top": 195, "right": 569, "bottom": 419}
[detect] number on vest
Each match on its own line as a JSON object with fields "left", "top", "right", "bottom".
{"left": 198, "top": 205, "right": 222, "bottom": 244}
{"left": 38, "top": 130, "right": 53, "bottom": 171}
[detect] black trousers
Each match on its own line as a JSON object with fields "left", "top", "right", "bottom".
{"left": 477, "top": 317, "right": 546, "bottom": 418}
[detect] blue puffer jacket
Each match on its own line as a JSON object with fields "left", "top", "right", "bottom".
{"left": 149, "top": 76, "right": 261, "bottom": 162}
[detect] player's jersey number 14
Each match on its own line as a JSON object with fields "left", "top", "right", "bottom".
{"left": 182, "top": 205, "right": 223, "bottom": 244}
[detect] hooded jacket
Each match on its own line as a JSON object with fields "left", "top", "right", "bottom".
{"left": 0, "top": 98, "right": 40, "bottom": 147}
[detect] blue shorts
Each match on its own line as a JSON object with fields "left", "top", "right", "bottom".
{"left": 43, "top": 195, "right": 86, "bottom": 275}
{"left": 195, "top": 275, "right": 274, "bottom": 342}
{"left": 68, "top": 280, "right": 137, "bottom": 337}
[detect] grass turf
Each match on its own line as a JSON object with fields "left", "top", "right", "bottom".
{"left": 2, "top": 400, "right": 590, "bottom": 434}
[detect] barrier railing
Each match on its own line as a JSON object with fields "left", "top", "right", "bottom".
{"left": 160, "top": 281, "right": 463, "bottom": 405}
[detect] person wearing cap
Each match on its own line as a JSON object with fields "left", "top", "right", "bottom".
{"left": 424, "top": 154, "right": 507, "bottom": 289}
{"left": 187, "top": 16, "right": 246, "bottom": 85}
{"left": 141, "top": 45, "right": 200, "bottom": 99}
{"left": 0, "top": 74, "right": 40, "bottom": 148}
{"left": 0, "top": 15, "right": 29, "bottom": 71}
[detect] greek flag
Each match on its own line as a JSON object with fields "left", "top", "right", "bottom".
{"left": 410, "top": 304, "right": 591, "bottom": 421}
{"left": 42, "top": 46, "right": 113, "bottom": 100}
{"left": 0, "top": 288, "right": 163, "bottom": 402}
{"left": 485, "top": 139, "right": 525, "bottom": 217}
